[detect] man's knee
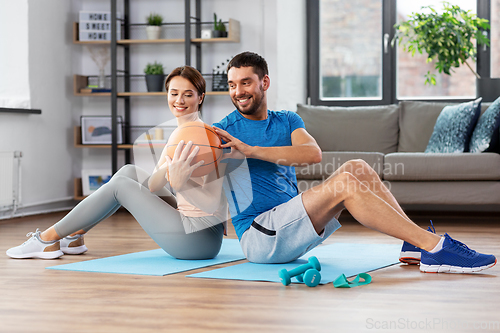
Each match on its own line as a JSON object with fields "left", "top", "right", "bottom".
{"left": 324, "top": 171, "right": 360, "bottom": 197}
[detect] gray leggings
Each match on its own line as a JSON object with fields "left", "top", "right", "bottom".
{"left": 53, "top": 165, "right": 224, "bottom": 259}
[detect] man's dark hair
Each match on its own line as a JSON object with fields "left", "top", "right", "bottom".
{"left": 227, "top": 51, "right": 269, "bottom": 80}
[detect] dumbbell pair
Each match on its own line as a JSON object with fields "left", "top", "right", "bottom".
{"left": 278, "top": 256, "right": 321, "bottom": 287}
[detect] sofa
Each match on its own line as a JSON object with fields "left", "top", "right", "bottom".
{"left": 294, "top": 101, "right": 500, "bottom": 211}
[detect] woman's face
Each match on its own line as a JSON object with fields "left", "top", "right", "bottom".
{"left": 167, "top": 76, "right": 204, "bottom": 118}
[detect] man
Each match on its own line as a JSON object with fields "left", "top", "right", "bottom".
{"left": 213, "top": 51, "right": 496, "bottom": 273}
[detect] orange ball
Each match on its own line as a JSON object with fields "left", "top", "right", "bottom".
{"left": 166, "top": 122, "right": 223, "bottom": 177}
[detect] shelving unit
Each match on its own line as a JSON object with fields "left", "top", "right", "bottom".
{"left": 73, "top": 0, "right": 240, "bottom": 200}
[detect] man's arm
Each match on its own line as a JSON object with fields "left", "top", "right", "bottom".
{"left": 213, "top": 127, "right": 322, "bottom": 166}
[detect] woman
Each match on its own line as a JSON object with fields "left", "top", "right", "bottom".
{"left": 6, "top": 66, "right": 227, "bottom": 260}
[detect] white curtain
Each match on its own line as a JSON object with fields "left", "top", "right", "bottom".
{"left": 0, "top": 0, "right": 30, "bottom": 109}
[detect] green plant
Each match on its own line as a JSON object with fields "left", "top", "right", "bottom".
{"left": 146, "top": 13, "right": 163, "bottom": 26}
{"left": 393, "top": 2, "right": 490, "bottom": 85}
{"left": 144, "top": 62, "right": 164, "bottom": 75}
{"left": 213, "top": 13, "right": 226, "bottom": 32}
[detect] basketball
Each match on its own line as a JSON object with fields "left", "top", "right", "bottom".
{"left": 166, "top": 122, "right": 223, "bottom": 177}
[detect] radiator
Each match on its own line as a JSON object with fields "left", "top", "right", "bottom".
{"left": 0, "top": 151, "right": 22, "bottom": 213}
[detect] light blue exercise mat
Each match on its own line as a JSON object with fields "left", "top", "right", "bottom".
{"left": 187, "top": 243, "right": 401, "bottom": 285}
{"left": 47, "top": 239, "right": 245, "bottom": 276}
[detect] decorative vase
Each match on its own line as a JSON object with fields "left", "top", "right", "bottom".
{"left": 145, "top": 74, "right": 165, "bottom": 92}
{"left": 476, "top": 78, "right": 500, "bottom": 103}
{"left": 146, "top": 26, "right": 161, "bottom": 40}
{"left": 98, "top": 69, "right": 106, "bottom": 88}
{"left": 212, "top": 30, "right": 227, "bottom": 38}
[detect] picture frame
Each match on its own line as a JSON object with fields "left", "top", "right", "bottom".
{"left": 81, "top": 169, "right": 112, "bottom": 196}
{"left": 81, "top": 116, "right": 123, "bottom": 144}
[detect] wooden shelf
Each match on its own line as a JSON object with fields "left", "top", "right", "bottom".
{"left": 73, "top": 19, "right": 240, "bottom": 45}
{"left": 73, "top": 178, "right": 86, "bottom": 200}
{"left": 74, "top": 126, "right": 134, "bottom": 149}
{"left": 73, "top": 75, "right": 228, "bottom": 96}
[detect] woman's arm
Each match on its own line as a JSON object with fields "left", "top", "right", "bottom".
{"left": 177, "top": 162, "right": 227, "bottom": 214}
{"left": 148, "top": 144, "right": 171, "bottom": 192}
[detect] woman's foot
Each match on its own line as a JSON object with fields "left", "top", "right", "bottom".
{"left": 60, "top": 234, "right": 88, "bottom": 255}
{"left": 6, "top": 229, "right": 64, "bottom": 259}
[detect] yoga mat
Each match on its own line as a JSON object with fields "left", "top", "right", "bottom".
{"left": 47, "top": 239, "right": 245, "bottom": 276}
{"left": 187, "top": 243, "right": 401, "bottom": 285}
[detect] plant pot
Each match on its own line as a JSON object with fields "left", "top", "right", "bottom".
{"left": 476, "top": 78, "right": 500, "bottom": 103}
{"left": 146, "top": 26, "right": 161, "bottom": 40}
{"left": 145, "top": 74, "right": 165, "bottom": 92}
{"left": 213, "top": 30, "right": 228, "bottom": 38}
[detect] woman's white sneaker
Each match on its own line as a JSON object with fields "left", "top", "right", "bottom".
{"left": 6, "top": 229, "right": 64, "bottom": 259}
{"left": 60, "top": 234, "right": 88, "bottom": 255}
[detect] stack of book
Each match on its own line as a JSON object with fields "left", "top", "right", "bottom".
{"left": 79, "top": 11, "right": 122, "bottom": 41}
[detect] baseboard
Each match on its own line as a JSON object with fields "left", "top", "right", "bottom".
{"left": 0, "top": 198, "right": 77, "bottom": 220}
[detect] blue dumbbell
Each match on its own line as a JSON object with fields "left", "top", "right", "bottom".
{"left": 295, "top": 268, "right": 322, "bottom": 287}
{"left": 278, "top": 256, "right": 321, "bottom": 286}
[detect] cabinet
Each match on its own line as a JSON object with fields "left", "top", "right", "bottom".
{"left": 73, "top": 0, "right": 240, "bottom": 199}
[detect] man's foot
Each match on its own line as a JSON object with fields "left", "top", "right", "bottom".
{"left": 399, "top": 221, "right": 436, "bottom": 265}
{"left": 420, "top": 234, "right": 497, "bottom": 273}
{"left": 6, "top": 229, "right": 64, "bottom": 259}
{"left": 60, "top": 234, "right": 88, "bottom": 255}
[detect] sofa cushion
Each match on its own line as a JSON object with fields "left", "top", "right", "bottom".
{"left": 470, "top": 97, "right": 500, "bottom": 153}
{"left": 295, "top": 152, "right": 385, "bottom": 179}
{"left": 383, "top": 152, "right": 500, "bottom": 181}
{"left": 398, "top": 101, "right": 491, "bottom": 152}
{"left": 425, "top": 98, "right": 482, "bottom": 153}
{"left": 296, "top": 104, "right": 399, "bottom": 154}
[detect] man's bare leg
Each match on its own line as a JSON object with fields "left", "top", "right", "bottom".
{"left": 331, "top": 159, "right": 413, "bottom": 223}
{"left": 301, "top": 171, "right": 441, "bottom": 252}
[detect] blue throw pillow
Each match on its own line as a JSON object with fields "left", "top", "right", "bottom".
{"left": 469, "top": 96, "right": 500, "bottom": 153}
{"left": 425, "top": 98, "right": 482, "bottom": 153}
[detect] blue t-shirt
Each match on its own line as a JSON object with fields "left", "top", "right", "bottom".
{"left": 213, "top": 110, "right": 306, "bottom": 239}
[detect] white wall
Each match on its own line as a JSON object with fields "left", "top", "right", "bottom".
{"left": 0, "top": 0, "right": 83, "bottom": 219}
{"left": 0, "top": 0, "right": 307, "bottom": 218}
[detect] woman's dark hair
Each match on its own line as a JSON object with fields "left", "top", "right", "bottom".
{"left": 227, "top": 51, "right": 269, "bottom": 80}
{"left": 165, "top": 66, "right": 206, "bottom": 110}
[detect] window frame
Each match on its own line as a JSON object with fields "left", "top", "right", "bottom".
{"left": 307, "top": 0, "right": 491, "bottom": 106}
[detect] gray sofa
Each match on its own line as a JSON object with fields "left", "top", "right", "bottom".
{"left": 295, "top": 101, "right": 500, "bottom": 211}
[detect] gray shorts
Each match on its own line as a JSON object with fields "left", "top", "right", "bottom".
{"left": 239, "top": 193, "right": 341, "bottom": 263}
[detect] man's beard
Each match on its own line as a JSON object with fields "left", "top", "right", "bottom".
{"left": 232, "top": 86, "right": 265, "bottom": 116}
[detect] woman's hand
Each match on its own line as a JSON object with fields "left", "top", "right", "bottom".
{"left": 166, "top": 140, "right": 204, "bottom": 192}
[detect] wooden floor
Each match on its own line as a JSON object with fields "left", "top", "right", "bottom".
{"left": 1, "top": 211, "right": 499, "bottom": 333}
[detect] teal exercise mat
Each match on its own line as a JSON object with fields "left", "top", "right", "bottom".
{"left": 187, "top": 243, "right": 400, "bottom": 285}
{"left": 47, "top": 239, "right": 245, "bottom": 276}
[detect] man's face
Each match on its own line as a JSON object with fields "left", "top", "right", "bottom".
{"left": 227, "top": 66, "right": 268, "bottom": 117}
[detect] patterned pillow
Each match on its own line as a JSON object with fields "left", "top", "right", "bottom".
{"left": 425, "top": 98, "right": 482, "bottom": 153}
{"left": 469, "top": 97, "right": 500, "bottom": 153}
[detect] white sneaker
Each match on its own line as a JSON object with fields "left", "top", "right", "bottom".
{"left": 6, "top": 229, "right": 64, "bottom": 259}
{"left": 60, "top": 234, "right": 88, "bottom": 255}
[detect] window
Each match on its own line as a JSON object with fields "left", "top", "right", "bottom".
{"left": 320, "top": 0, "right": 383, "bottom": 100}
{"left": 308, "top": 0, "right": 493, "bottom": 105}
{"left": 491, "top": 0, "right": 500, "bottom": 78}
{"left": 0, "top": 0, "right": 31, "bottom": 109}
{"left": 396, "top": 0, "right": 477, "bottom": 99}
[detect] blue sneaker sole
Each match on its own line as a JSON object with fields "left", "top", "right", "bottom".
{"left": 420, "top": 259, "right": 497, "bottom": 273}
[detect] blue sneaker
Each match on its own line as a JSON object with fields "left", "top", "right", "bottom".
{"left": 399, "top": 221, "right": 436, "bottom": 265}
{"left": 420, "top": 233, "right": 497, "bottom": 273}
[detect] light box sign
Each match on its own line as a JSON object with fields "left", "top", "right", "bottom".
{"left": 79, "top": 11, "right": 122, "bottom": 22}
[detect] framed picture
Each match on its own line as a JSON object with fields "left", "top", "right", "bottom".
{"left": 81, "top": 169, "right": 112, "bottom": 196}
{"left": 81, "top": 116, "right": 123, "bottom": 144}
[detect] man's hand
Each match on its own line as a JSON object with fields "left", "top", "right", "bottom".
{"left": 214, "top": 127, "right": 254, "bottom": 158}
{"left": 166, "top": 140, "right": 204, "bottom": 191}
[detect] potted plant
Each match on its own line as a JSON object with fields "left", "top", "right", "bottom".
{"left": 393, "top": 2, "right": 499, "bottom": 101}
{"left": 213, "top": 13, "right": 227, "bottom": 38}
{"left": 146, "top": 13, "right": 163, "bottom": 40}
{"left": 144, "top": 62, "right": 165, "bottom": 92}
